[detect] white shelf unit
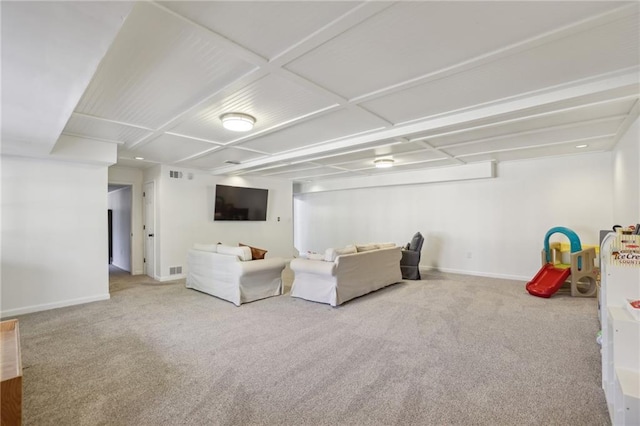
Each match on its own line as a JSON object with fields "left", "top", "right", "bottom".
{"left": 600, "top": 232, "right": 640, "bottom": 426}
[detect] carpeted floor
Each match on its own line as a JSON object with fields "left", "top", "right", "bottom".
{"left": 11, "top": 267, "right": 609, "bottom": 425}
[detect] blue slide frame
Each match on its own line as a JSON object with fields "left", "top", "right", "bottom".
{"left": 544, "top": 226, "right": 582, "bottom": 265}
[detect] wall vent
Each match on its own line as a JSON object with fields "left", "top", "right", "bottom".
{"left": 169, "top": 170, "right": 183, "bottom": 179}
{"left": 169, "top": 266, "right": 183, "bottom": 275}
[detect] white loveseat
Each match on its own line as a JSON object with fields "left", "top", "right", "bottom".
{"left": 186, "top": 244, "right": 287, "bottom": 306}
{"left": 290, "top": 244, "right": 402, "bottom": 306}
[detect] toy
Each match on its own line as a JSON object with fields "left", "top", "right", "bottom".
{"left": 612, "top": 224, "right": 640, "bottom": 235}
{"left": 627, "top": 300, "right": 640, "bottom": 321}
{"left": 526, "top": 226, "right": 598, "bottom": 298}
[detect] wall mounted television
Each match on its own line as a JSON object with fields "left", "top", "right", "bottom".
{"left": 214, "top": 184, "right": 268, "bottom": 221}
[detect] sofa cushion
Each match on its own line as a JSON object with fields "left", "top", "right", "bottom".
{"left": 239, "top": 243, "right": 268, "bottom": 260}
{"left": 324, "top": 245, "right": 357, "bottom": 262}
{"left": 300, "top": 252, "right": 325, "bottom": 261}
{"left": 217, "top": 245, "right": 252, "bottom": 261}
{"left": 356, "top": 243, "right": 379, "bottom": 252}
{"left": 377, "top": 242, "right": 396, "bottom": 249}
{"left": 193, "top": 243, "right": 219, "bottom": 252}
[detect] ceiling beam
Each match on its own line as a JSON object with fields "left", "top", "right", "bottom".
{"left": 209, "top": 70, "right": 638, "bottom": 175}
{"left": 611, "top": 99, "right": 640, "bottom": 148}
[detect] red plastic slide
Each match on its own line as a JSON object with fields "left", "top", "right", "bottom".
{"left": 526, "top": 264, "right": 571, "bottom": 298}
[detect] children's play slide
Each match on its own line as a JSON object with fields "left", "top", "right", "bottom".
{"left": 526, "top": 264, "right": 572, "bottom": 298}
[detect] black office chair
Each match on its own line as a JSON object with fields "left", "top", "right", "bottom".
{"left": 401, "top": 232, "right": 424, "bottom": 280}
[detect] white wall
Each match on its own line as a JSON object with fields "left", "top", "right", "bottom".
{"left": 108, "top": 166, "right": 144, "bottom": 275}
{"left": 108, "top": 186, "right": 132, "bottom": 272}
{"left": 146, "top": 165, "right": 294, "bottom": 281}
{"left": 612, "top": 116, "right": 639, "bottom": 225}
{"left": 295, "top": 152, "right": 613, "bottom": 280}
{"left": 1, "top": 156, "right": 110, "bottom": 316}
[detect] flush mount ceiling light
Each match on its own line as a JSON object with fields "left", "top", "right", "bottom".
{"left": 575, "top": 144, "right": 588, "bottom": 149}
{"left": 134, "top": 156, "right": 144, "bottom": 160}
{"left": 220, "top": 113, "right": 256, "bottom": 132}
{"left": 374, "top": 158, "right": 394, "bottom": 168}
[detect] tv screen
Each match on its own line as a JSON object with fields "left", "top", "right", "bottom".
{"left": 214, "top": 185, "right": 268, "bottom": 221}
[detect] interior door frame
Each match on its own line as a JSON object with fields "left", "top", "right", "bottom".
{"left": 108, "top": 209, "right": 113, "bottom": 264}
{"left": 143, "top": 180, "right": 157, "bottom": 280}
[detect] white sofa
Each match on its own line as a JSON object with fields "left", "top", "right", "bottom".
{"left": 186, "top": 244, "right": 287, "bottom": 306}
{"left": 290, "top": 244, "right": 402, "bottom": 306}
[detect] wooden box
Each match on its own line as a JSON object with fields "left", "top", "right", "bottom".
{"left": 1, "top": 319, "right": 22, "bottom": 426}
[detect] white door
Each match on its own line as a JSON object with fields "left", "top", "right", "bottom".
{"left": 143, "top": 182, "right": 155, "bottom": 279}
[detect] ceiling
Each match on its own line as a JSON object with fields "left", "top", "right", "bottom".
{"left": 3, "top": 1, "right": 639, "bottom": 183}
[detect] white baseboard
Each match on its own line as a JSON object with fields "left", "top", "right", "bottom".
{"left": 0, "top": 293, "right": 111, "bottom": 318}
{"left": 421, "top": 266, "right": 529, "bottom": 282}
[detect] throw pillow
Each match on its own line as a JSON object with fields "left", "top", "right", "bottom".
{"left": 239, "top": 243, "right": 268, "bottom": 260}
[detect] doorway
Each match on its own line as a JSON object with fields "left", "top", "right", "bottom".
{"left": 107, "top": 184, "right": 133, "bottom": 273}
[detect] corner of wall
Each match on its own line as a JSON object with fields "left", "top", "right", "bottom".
{"left": 612, "top": 115, "right": 640, "bottom": 223}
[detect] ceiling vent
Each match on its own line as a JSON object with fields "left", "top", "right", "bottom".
{"left": 224, "top": 160, "right": 240, "bottom": 165}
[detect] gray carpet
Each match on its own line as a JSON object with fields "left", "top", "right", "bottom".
{"left": 11, "top": 268, "right": 609, "bottom": 425}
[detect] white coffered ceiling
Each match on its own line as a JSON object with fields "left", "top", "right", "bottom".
{"left": 2, "top": 1, "right": 639, "bottom": 183}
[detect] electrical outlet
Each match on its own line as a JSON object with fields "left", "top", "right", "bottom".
{"left": 466, "top": 252, "right": 472, "bottom": 259}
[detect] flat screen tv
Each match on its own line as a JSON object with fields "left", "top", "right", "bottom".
{"left": 214, "top": 184, "right": 268, "bottom": 221}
